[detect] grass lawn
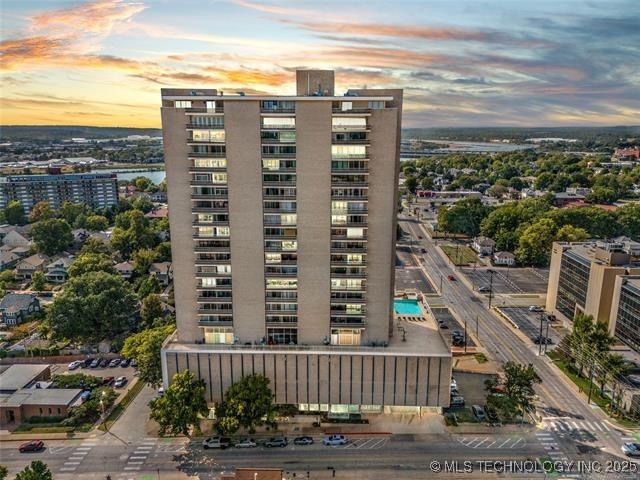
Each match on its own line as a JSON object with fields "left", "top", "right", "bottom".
{"left": 474, "top": 352, "right": 488, "bottom": 364}
{"left": 98, "top": 379, "right": 144, "bottom": 432}
{"left": 441, "top": 245, "right": 479, "bottom": 265}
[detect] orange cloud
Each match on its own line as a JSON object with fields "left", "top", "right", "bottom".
{"left": 31, "top": 0, "right": 146, "bottom": 36}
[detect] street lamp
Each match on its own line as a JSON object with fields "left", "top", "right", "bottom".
{"left": 487, "top": 269, "right": 495, "bottom": 309}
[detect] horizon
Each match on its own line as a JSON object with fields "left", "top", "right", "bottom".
{"left": 1, "top": 0, "right": 639, "bottom": 128}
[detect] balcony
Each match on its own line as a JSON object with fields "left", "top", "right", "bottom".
{"left": 186, "top": 107, "right": 224, "bottom": 114}
{"left": 196, "top": 283, "right": 232, "bottom": 290}
{"left": 197, "top": 307, "right": 233, "bottom": 315}
{"left": 198, "top": 319, "right": 233, "bottom": 327}
{"left": 262, "top": 152, "right": 296, "bottom": 158}
{"left": 261, "top": 108, "right": 295, "bottom": 114}
{"left": 194, "top": 246, "right": 230, "bottom": 254}
{"left": 190, "top": 180, "right": 228, "bottom": 187}
{"left": 189, "top": 151, "right": 226, "bottom": 158}
{"left": 332, "top": 138, "right": 369, "bottom": 145}
{"left": 332, "top": 108, "right": 371, "bottom": 114}
{"left": 189, "top": 166, "right": 227, "bottom": 174}
{"left": 186, "top": 123, "right": 224, "bottom": 129}
{"left": 197, "top": 295, "right": 233, "bottom": 302}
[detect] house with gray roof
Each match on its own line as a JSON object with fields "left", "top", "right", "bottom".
{"left": 0, "top": 293, "right": 40, "bottom": 325}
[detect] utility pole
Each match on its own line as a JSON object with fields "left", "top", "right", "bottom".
{"left": 440, "top": 274, "right": 443, "bottom": 294}
{"left": 587, "top": 363, "right": 595, "bottom": 405}
{"left": 464, "top": 318, "right": 467, "bottom": 353}
{"left": 476, "top": 314, "right": 479, "bottom": 339}
{"left": 544, "top": 318, "right": 550, "bottom": 355}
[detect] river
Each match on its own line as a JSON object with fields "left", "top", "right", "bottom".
{"left": 95, "top": 168, "right": 166, "bottom": 184}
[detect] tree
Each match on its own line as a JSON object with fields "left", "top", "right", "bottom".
{"left": 84, "top": 215, "right": 109, "bottom": 232}
{"left": 214, "top": 374, "right": 276, "bottom": 434}
{"left": 586, "top": 186, "right": 617, "bottom": 204}
{"left": 135, "top": 275, "right": 162, "bottom": 299}
{"left": 48, "top": 271, "right": 137, "bottom": 342}
{"left": 502, "top": 362, "right": 541, "bottom": 420}
{"left": 515, "top": 218, "right": 557, "bottom": 266}
{"left": 0, "top": 464, "right": 7, "bottom": 480}
{"left": 616, "top": 203, "right": 640, "bottom": 240}
{"left": 31, "top": 271, "right": 46, "bottom": 292}
{"left": 111, "top": 209, "right": 156, "bottom": 258}
{"left": 51, "top": 373, "right": 103, "bottom": 390}
{"left": 68, "top": 252, "right": 116, "bottom": 277}
{"left": 30, "top": 218, "right": 73, "bottom": 255}
{"left": 28, "top": 201, "right": 55, "bottom": 223}
{"left": 437, "top": 198, "right": 491, "bottom": 237}
{"left": 155, "top": 241, "right": 172, "bottom": 261}
{"left": 404, "top": 176, "right": 418, "bottom": 193}
{"left": 80, "top": 237, "right": 111, "bottom": 255}
{"left": 141, "top": 294, "right": 164, "bottom": 327}
{"left": 150, "top": 370, "right": 209, "bottom": 436}
{"left": 122, "top": 325, "right": 175, "bottom": 387}
{"left": 133, "top": 248, "right": 157, "bottom": 275}
{"left": 15, "top": 460, "right": 52, "bottom": 480}
{"left": 134, "top": 176, "right": 152, "bottom": 191}
{"left": 3, "top": 200, "right": 24, "bottom": 225}
{"left": 59, "top": 201, "right": 90, "bottom": 225}
{"left": 555, "top": 224, "right": 589, "bottom": 243}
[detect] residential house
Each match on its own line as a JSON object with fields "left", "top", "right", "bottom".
{"left": 114, "top": 261, "right": 134, "bottom": 280}
{"left": 553, "top": 191, "right": 585, "bottom": 208}
{"left": 149, "top": 191, "right": 167, "bottom": 202}
{"left": 493, "top": 251, "right": 516, "bottom": 266}
{"left": 0, "top": 293, "right": 40, "bottom": 325}
{"left": 71, "top": 228, "right": 91, "bottom": 245}
{"left": 44, "top": 255, "right": 74, "bottom": 284}
{"left": 9, "top": 246, "right": 30, "bottom": 258}
{"left": 15, "top": 253, "right": 49, "bottom": 280}
{"left": 0, "top": 251, "right": 20, "bottom": 271}
{"left": 472, "top": 236, "right": 496, "bottom": 256}
{"left": 145, "top": 206, "right": 168, "bottom": 219}
{"left": 149, "top": 262, "right": 173, "bottom": 286}
{"left": 1, "top": 229, "right": 30, "bottom": 249}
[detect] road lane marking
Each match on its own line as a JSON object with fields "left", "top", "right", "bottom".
{"left": 600, "top": 422, "right": 610, "bottom": 431}
{"left": 129, "top": 456, "right": 147, "bottom": 460}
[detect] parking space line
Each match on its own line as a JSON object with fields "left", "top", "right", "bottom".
{"left": 474, "top": 438, "right": 489, "bottom": 448}
{"left": 510, "top": 438, "right": 524, "bottom": 448}
{"left": 497, "top": 439, "right": 511, "bottom": 448}
{"left": 369, "top": 438, "right": 386, "bottom": 449}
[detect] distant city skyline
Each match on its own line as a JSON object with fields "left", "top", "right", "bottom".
{"left": 1, "top": 0, "right": 639, "bottom": 128}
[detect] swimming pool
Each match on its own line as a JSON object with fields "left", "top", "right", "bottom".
{"left": 394, "top": 299, "right": 422, "bottom": 316}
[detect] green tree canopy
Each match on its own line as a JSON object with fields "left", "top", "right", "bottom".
{"left": 59, "top": 201, "right": 90, "bottom": 226}
{"left": 48, "top": 271, "right": 137, "bottom": 342}
{"left": 31, "top": 271, "right": 46, "bottom": 292}
{"left": 68, "top": 252, "right": 116, "bottom": 277}
{"left": 555, "top": 224, "right": 589, "bottom": 243}
{"left": 28, "top": 201, "right": 55, "bottom": 223}
{"left": 150, "top": 370, "right": 209, "bottom": 436}
{"left": 437, "top": 197, "right": 491, "bottom": 237}
{"left": 140, "top": 294, "right": 164, "bottom": 328}
{"left": 616, "top": 203, "right": 640, "bottom": 240}
{"left": 30, "top": 218, "right": 73, "bottom": 255}
{"left": 80, "top": 237, "right": 111, "bottom": 255}
{"left": 135, "top": 275, "right": 162, "bottom": 300}
{"left": 515, "top": 218, "right": 558, "bottom": 266}
{"left": 3, "top": 200, "right": 24, "bottom": 225}
{"left": 502, "top": 361, "right": 541, "bottom": 417}
{"left": 15, "top": 460, "right": 52, "bottom": 480}
{"left": 122, "top": 324, "right": 175, "bottom": 386}
{"left": 111, "top": 209, "right": 156, "bottom": 258}
{"left": 133, "top": 248, "right": 157, "bottom": 275}
{"left": 214, "top": 374, "right": 277, "bottom": 435}
{"left": 84, "top": 214, "right": 109, "bottom": 231}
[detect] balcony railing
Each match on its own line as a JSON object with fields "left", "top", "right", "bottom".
{"left": 261, "top": 108, "right": 295, "bottom": 114}
{"left": 198, "top": 319, "right": 233, "bottom": 327}
{"left": 190, "top": 151, "right": 226, "bottom": 158}
{"left": 332, "top": 138, "right": 369, "bottom": 145}
{"left": 332, "top": 108, "right": 371, "bottom": 114}
{"left": 186, "top": 107, "right": 224, "bottom": 114}
{"left": 186, "top": 123, "right": 224, "bottom": 129}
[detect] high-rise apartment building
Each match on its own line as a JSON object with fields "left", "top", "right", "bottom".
{"left": 0, "top": 173, "right": 118, "bottom": 213}
{"left": 547, "top": 241, "right": 640, "bottom": 353}
{"left": 160, "top": 70, "right": 451, "bottom": 413}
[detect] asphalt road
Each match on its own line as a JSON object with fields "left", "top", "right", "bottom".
{"left": 398, "top": 213, "right": 636, "bottom": 463}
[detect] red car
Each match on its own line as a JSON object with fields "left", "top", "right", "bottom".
{"left": 448, "top": 275, "right": 456, "bottom": 281}
{"left": 19, "top": 440, "right": 44, "bottom": 453}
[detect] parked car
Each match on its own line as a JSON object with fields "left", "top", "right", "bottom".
{"left": 450, "top": 378, "right": 457, "bottom": 389}
{"left": 68, "top": 360, "right": 83, "bottom": 370}
{"left": 234, "top": 438, "right": 257, "bottom": 448}
{"left": 438, "top": 320, "right": 449, "bottom": 329}
{"left": 19, "top": 440, "right": 44, "bottom": 453}
{"left": 264, "top": 437, "right": 288, "bottom": 448}
{"left": 81, "top": 358, "right": 93, "bottom": 368}
{"left": 80, "top": 391, "right": 91, "bottom": 403}
{"left": 157, "top": 387, "right": 165, "bottom": 397}
{"left": 478, "top": 286, "right": 490, "bottom": 293}
{"left": 529, "top": 306, "right": 543, "bottom": 312}
{"left": 103, "top": 376, "right": 115, "bottom": 386}
{"left": 130, "top": 359, "right": 137, "bottom": 368}
{"left": 202, "top": 437, "right": 231, "bottom": 450}
{"left": 114, "top": 376, "right": 127, "bottom": 388}
{"left": 472, "top": 405, "right": 487, "bottom": 421}
{"left": 450, "top": 388, "right": 460, "bottom": 397}
{"left": 452, "top": 336, "right": 465, "bottom": 347}
{"left": 90, "top": 358, "right": 101, "bottom": 368}
{"left": 448, "top": 275, "right": 456, "bottom": 281}
{"left": 120, "top": 358, "right": 131, "bottom": 368}
{"left": 532, "top": 336, "right": 553, "bottom": 345}
{"left": 293, "top": 436, "right": 314, "bottom": 446}
{"left": 420, "top": 248, "right": 427, "bottom": 253}
{"left": 109, "top": 358, "right": 121, "bottom": 368}
{"left": 450, "top": 395, "right": 465, "bottom": 407}
{"left": 452, "top": 330, "right": 462, "bottom": 338}
{"left": 99, "top": 358, "right": 109, "bottom": 368}
{"left": 323, "top": 435, "right": 348, "bottom": 446}
{"left": 621, "top": 442, "right": 640, "bottom": 457}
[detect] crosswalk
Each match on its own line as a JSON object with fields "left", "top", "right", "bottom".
{"left": 458, "top": 436, "right": 525, "bottom": 449}
{"left": 541, "top": 418, "right": 612, "bottom": 433}
{"left": 58, "top": 439, "right": 96, "bottom": 473}
{"left": 535, "top": 431, "right": 579, "bottom": 478}
{"left": 122, "top": 437, "right": 156, "bottom": 472}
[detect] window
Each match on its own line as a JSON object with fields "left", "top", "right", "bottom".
{"left": 197, "top": 226, "right": 229, "bottom": 237}
{"left": 331, "top": 328, "right": 361, "bottom": 345}
{"left": 175, "top": 100, "right": 192, "bottom": 108}
{"left": 204, "top": 327, "right": 233, "bottom": 344}
{"left": 368, "top": 101, "right": 385, "bottom": 109}
{"left": 266, "top": 278, "right": 298, "bottom": 289}
{"left": 193, "top": 158, "right": 226, "bottom": 168}
{"left": 341, "top": 101, "right": 352, "bottom": 111}
{"left": 332, "top": 201, "right": 348, "bottom": 214}
{"left": 347, "top": 227, "right": 365, "bottom": 238}
{"left": 332, "top": 117, "right": 367, "bottom": 128}
{"left": 282, "top": 240, "right": 297, "bottom": 251}
{"left": 205, "top": 101, "right": 217, "bottom": 110}
{"left": 192, "top": 130, "right": 226, "bottom": 142}
{"left": 265, "top": 253, "right": 281, "bottom": 263}
{"left": 331, "top": 145, "right": 366, "bottom": 158}
{"left": 191, "top": 116, "right": 223, "bottom": 127}
{"left": 262, "top": 117, "right": 295, "bottom": 128}
{"left": 331, "top": 278, "right": 364, "bottom": 290}
{"left": 267, "top": 327, "right": 298, "bottom": 344}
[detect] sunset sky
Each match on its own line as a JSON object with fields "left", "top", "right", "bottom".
{"left": 1, "top": 0, "right": 639, "bottom": 128}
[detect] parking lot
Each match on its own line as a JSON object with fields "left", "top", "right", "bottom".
{"left": 460, "top": 266, "right": 549, "bottom": 294}
{"left": 429, "top": 306, "right": 475, "bottom": 347}
{"left": 497, "top": 307, "right": 560, "bottom": 346}
{"left": 51, "top": 358, "right": 138, "bottom": 401}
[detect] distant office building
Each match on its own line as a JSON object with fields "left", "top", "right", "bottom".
{"left": 0, "top": 172, "right": 118, "bottom": 213}
{"left": 160, "top": 69, "right": 451, "bottom": 414}
{"left": 546, "top": 241, "right": 640, "bottom": 353}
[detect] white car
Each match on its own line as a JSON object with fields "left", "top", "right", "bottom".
{"left": 68, "top": 360, "right": 83, "bottom": 370}
{"left": 622, "top": 442, "right": 640, "bottom": 457}
{"left": 114, "top": 376, "right": 127, "bottom": 388}
{"left": 234, "top": 438, "right": 257, "bottom": 448}
{"left": 203, "top": 437, "right": 231, "bottom": 449}
{"left": 323, "top": 435, "right": 348, "bottom": 446}
{"left": 450, "top": 378, "right": 457, "bottom": 389}
{"left": 529, "top": 306, "right": 543, "bottom": 312}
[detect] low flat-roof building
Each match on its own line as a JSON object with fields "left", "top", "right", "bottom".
{"left": 0, "top": 364, "right": 51, "bottom": 394}
{"left": 0, "top": 388, "right": 82, "bottom": 430}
